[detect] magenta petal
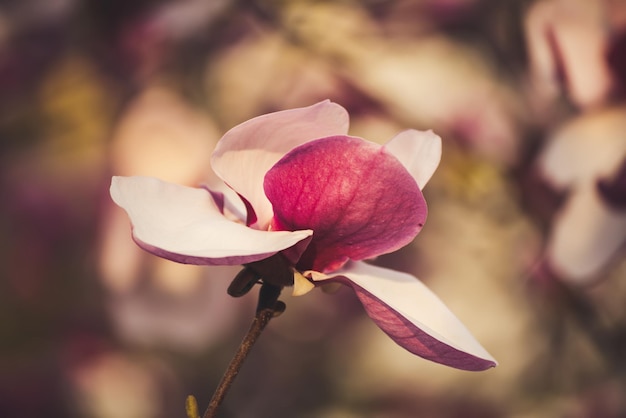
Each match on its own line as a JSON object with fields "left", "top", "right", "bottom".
{"left": 264, "top": 135, "right": 426, "bottom": 272}
{"left": 211, "top": 100, "right": 350, "bottom": 229}
{"left": 312, "top": 262, "right": 497, "bottom": 371}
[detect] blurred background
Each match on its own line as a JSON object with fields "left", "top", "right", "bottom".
{"left": 1, "top": 0, "right": 626, "bottom": 417}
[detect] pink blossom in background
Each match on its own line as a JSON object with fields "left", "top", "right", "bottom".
{"left": 346, "top": 35, "right": 523, "bottom": 165}
{"left": 110, "top": 100, "right": 496, "bottom": 371}
{"left": 524, "top": 0, "right": 616, "bottom": 111}
{"left": 537, "top": 106, "right": 626, "bottom": 284}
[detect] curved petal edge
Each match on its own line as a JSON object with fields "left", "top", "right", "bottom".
{"left": 265, "top": 135, "right": 427, "bottom": 272}
{"left": 110, "top": 176, "right": 313, "bottom": 265}
{"left": 308, "top": 262, "right": 497, "bottom": 371}
{"left": 211, "top": 100, "right": 350, "bottom": 228}
{"left": 384, "top": 129, "right": 442, "bottom": 190}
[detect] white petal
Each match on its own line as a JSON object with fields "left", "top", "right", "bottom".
{"left": 308, "top": 262, "right": 496, "bottom": 371}
{"left": 110, "top": 176, "right": 313, "bottom": 265}
{"left": 384, "top": 129, "right": 442, "bottom": 189}
{"left": 538, "top": 107, "right": 626, "bottom": 190}
{"left": 547, "top": 184, "right": 626, "bottom": 284}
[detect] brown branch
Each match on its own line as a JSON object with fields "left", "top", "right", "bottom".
{"left": 202, "top": 283, "right": 283, "bottom": 418}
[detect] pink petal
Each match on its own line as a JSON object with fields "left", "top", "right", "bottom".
{"left": 211, "top": 100, "right": 350, "bottom": 229}
{"left": 110, "top": 176, "right": 313, "bottom": 265}
{"left": 310, "top": 262, "right": 497, "bottom": 371}
{"left": 538, "top": 109, "right": 626, "bottom": 190}
{"left": 524, "top": 0, "right": 613, "bottom": 108}
{"left": 384, "top": 129, "right": 442, "bottom": 189}
{"left": 547, "top": 184, "right": 626, "bottom": 284}
{"left": 264, "top": 135, "right": 426, "bottom": 272}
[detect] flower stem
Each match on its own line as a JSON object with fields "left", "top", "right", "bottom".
{"left": 202, "top": 283, "right": 283, "bottom": 418}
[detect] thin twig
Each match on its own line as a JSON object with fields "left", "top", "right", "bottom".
{"left": 202, "top": 283, "right": 282, "bottom": 418}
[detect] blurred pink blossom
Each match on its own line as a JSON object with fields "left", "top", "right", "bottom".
{"left": 537, "top": 106, "right": 626, "bottom": 284}
{"left": 524, "top": 0, "right": 618, "bottom": 111}
{"left": 344, "top": 35, "right": 524, "bottom": 165}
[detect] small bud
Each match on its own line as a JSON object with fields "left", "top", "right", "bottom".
{"left": 228, "top": 268, "right": 260, "bottom": 297}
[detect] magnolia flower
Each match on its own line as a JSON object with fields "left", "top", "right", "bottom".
{"left": 110, "top": 100, "right": 496, "bottom": 371}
